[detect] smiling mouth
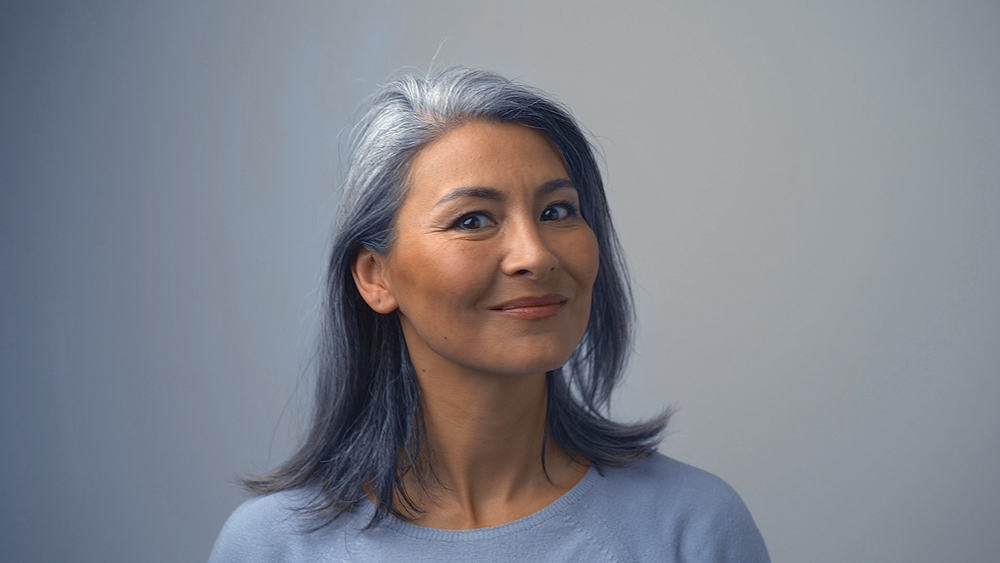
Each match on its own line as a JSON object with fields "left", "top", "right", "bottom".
{"left": 490, "top": 294, "right": 569, "bottom": 320}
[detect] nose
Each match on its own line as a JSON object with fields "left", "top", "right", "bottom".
{"left": 500, "top": 219, "right": 559, "bottom": 279}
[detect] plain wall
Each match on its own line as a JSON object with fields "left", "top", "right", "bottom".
{"left": 2, "top": 1, "right": 997, "bottom": 561}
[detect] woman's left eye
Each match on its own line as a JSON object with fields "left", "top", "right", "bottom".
{"left": 540, "top": 202, "right": 577, "bottom": 222}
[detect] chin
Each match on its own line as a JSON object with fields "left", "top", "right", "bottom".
{"left": 485, "top": 349, "right": 575, "bottom": 377}
{"left": 498, "top": 335, "right": 580, "bottom": 374}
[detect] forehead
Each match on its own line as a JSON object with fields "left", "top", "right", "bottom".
{"left": 403, "top": 120, "right": 570, "bottom": 206}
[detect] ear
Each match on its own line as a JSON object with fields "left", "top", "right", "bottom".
{"left": 351, "top": 246, "right": 399, "bottom": 314}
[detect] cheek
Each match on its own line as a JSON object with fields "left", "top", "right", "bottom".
{"left": 392, "top": 243, "right": 494, "bottom": 313}
{"left": 570, "top": 229, "right": 601, "bottom": 288}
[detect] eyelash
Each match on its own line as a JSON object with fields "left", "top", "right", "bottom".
{"left": 449, "top": 202, "right": 579, "bottom": 231}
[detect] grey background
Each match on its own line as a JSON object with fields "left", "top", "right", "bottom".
{"left": 2, "top": 1, "right": 997, "bottom": 562}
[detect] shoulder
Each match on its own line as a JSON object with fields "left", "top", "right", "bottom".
{"left": 598, "top": 453, "right": 744, "bottom": 511}
{"left": 578, "top": 453, "right": 770, "bottom": 562}
{"left": 208, "top": 489, "right": 361, "bottom": 562}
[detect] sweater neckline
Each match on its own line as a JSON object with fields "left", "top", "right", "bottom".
{"left": 374, "top": 465, "right": 599, "bottom": 541}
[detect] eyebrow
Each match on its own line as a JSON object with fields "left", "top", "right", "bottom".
{"left": 433, "top": 178, "right": 576, "bottom": 208}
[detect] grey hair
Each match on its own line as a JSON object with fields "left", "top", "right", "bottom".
{"left": 244, "top": 67, "right": 669, "bottom": 529}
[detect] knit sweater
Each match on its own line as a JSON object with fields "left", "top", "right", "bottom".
{"left": 209, "top": 453, "right": 769, "bottom": 562}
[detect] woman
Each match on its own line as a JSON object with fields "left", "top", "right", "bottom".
{"left": 210, "top": 67, "right": 769, "bottom": 562}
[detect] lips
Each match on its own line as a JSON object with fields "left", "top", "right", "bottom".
{"left": 490, "top": 294, "right": 569, "bottom": 320}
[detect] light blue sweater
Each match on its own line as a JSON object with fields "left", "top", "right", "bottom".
{"left": 209, "top": 454, "right": 769, "bottom": 562}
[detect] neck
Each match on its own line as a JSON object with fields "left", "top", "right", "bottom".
{"left": 400, "top": 366, "right": 586, "bottom": 528}
{"left": 419, "top": 366, "right": 549, "bottom": 486}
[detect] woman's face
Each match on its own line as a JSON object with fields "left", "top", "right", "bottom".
{"left": 361, "top": 120, "right": 599, "bottom": 378}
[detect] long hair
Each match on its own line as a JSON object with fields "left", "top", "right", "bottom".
{"left": 244, "top": 67, "right": 669, "bottom": 528}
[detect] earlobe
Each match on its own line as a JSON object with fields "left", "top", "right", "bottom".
{"left": 351, "top": 247, "right": 399, "bottom": 314}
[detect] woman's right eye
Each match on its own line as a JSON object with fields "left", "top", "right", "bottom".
{"left": 451, "top": 212, "right": 495, "bottom": 231}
